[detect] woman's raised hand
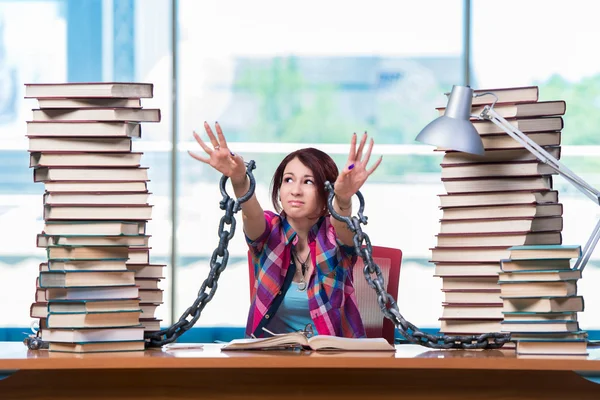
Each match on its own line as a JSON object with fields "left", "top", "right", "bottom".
{"left": 333, "top": 132, "right": 383, "bottom": 202}
{"left": 188, "top": 122, "right": 247, "bottom": 185}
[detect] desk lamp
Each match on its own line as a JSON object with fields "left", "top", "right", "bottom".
{"left": 416, "top": 85, "right": 600, "bottom": 271}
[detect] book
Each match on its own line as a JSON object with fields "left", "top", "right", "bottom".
{"left": 43, "top": 191, "right": 150, "bottom": 205}
{"left": 472, "top": 117, "right": 563, "bottom": 135}
{"left": 125, "top": 247, "right": 151, "bottom": 264}
{"left": 436, "top": 231, "right": 562, "bottom": 248}
{"left": 126, "top": 264, "right": 166, "bottom": 278}
{"left": 502, "top": 311, "right": 577, "bottom": 322}
{"left": 25, "top": 82, "right": 154, "bottom": 98}
{"left": 442, "top": 290, "right": 501, "bottom": 304}
{"left": 37, "top": 234, "right": 150, "bottom": 247}
{"left": 32, "top": 108, "right": 160, "bottom": 122}
{"left": 502, "top": 296, "right": 584, "bottom": 313}
{"left": 516, "top": 339, "right": 587, "bottom": 356}
{"left": 43, "top": 221, "right": 145, "bottom": 235}
{"left": 45, "top": 285, "right": 139, "bottom": 301}
{"left": 34, "top": 167, "right": 149, "bottom": 182}
{"left": 48, "top": 299, "right": 141, "bottom": 313}
{"left": 30, "top": 302, "right": 48, "bottom": 318}
{"left": 442, "top": 176, "right": 553, "bottom": 194}
{"left": 507, "top": 245, "right": 582, "bottom": 260}
{"left": 469, "top": 86, "right": 539, "bottom": 106}
{"left": 510, "top": 331, "right": 587, "bottom": 341}
{"left": 440, "top": 162, "right": 557, "bottom": 179}
{"left": 438, "top": 191, "right": 558, "bottom": 208}
{"left": 44, "top": 204, "right": 153, "bottom": 221}
{"left": 46, "top": 310, "right": 142, "bottom": 328}
{"left": 434, "top": 263, "right": 501, "bottom": 277}
{"left": 46, "top": 245, "right": 130, "bottom": 260}
{"left": 439, "top": 216, "right": 563, "bottom": 234}
{"left": 41, "top": 260, "right": 128, "bottom": 272}
{"left": 500, "top": 258, "right": 572, "bottom": 272}
{"left": 439, "top": 319, "right": 502, "bottom": 334}
{"left": 139, "top": 303, "right": 159, "bottom": 318}
{"left": 30, "top": 152, "right": 142, "bottom": 168}
{"left": 41, "top": 327, "right": 144, "bottom": 342}
{"left": 441, "top": 147, "right": 561, "bottom": 165}
{"left": 440, "top": 203, "right": 563, "bottom": 220}
{"left": 221, "top": 332, "right": 395, "bottom": 352}
{"left": 135, "top": 279, "right": 160, "bottom": 290}
{"left": 44, "top": 181, "right": 148, "bottom": 192}
{"left": 140, "top": 318, "right": 161, "bottom": 331}
{"left": 38, "top": 98, "right": 142, "bottom": 109}
{"left": 441, "top": 277, "right": 499, "bottom": 291}
{"left": 441, "top": 305, "right": 503, "bottom": 319}
{"left": 498, "top": 269, "right": 581, "bottom": 283}
{"left": 499, "top": 280, "right": 577, "bottom": 297}
{"left": 432, "top": 247, "right": 511, "bottom": 263}
{"left": 437, "top": 101, "right": 566, "bottom": 119}
{"left": 138, "top": 289, "right": 163, "bottom": 303}
{"left": 500, "top": 320, "right": 579, "bottom": 333}
{"left": 28, "top": 136, "right": 132, "bottom": 152}
{"left": 48, "top": 340, "right": 146, "bottom": 353}
{"left": 27, "top": 121, "right": 141, "bottom": 137}
{"left": 39, "top": 270, "right": 135, "bottom": 288}
{"left": 437, "top": 132, "right": 561, "bottom": 151}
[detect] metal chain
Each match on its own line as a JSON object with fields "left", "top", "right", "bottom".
{"left": 324, "top": 181, "right": 512, "bottom": 349}
{"left": 23, "top": 321, "right": 48, "bottom": 350}
{"left": 145, "top": 161, "right": 257, "bottom": 347}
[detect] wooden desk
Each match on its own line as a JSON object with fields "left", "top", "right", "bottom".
{"left": 1, "top": 341, "right": 600, "bottom": 400}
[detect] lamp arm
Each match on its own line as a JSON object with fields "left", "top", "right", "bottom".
{"left": 482, "top": 106, "right": 600, "bottom": 272}
{"left": 482, "top": 107, "right": 600, "bottom": 205}
{"left": 574, "top": 219, "right": 600, "bottom": 271}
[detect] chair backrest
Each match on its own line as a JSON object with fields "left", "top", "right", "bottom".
{"left": 352, "top": 246, "right": 402, "bottom": 344}
{"left": 247, "top": 245, "right": 402, "bottom": 344}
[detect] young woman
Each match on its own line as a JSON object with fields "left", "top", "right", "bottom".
{"left": 189, "top": 122, "right": 382, "bottom": 338}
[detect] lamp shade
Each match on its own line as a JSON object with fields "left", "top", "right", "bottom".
{"left": 415, "top": 85, "right": 485, "bottom": 155}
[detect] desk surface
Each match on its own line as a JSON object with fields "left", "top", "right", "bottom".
{"left": 1, "top": 341, "right": 600, "bottom": 372}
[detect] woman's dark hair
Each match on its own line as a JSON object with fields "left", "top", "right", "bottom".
{"left": 271, "top": 148, "right": 339, "bottom": 217}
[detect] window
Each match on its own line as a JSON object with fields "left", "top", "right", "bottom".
{"left": 176, "top": 0, "right": 464, "bottom": 328}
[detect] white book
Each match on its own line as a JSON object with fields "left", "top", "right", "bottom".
{"left": 38, "top": 98, "right": 142, "bottom": 109}
{"left": 30, "top": 152, "right": 142, "bottom": 168}
{"left": 27, "top": 121, "right": 141, "bottom": 137}
{"left": 32, "top": 108, "right": 160, "bottom": 122}
{"left": 34, "top": 167, "right": 149, "bottom": 182}
{"left": 25, "top": 82, "right": 153, "bottom": 98}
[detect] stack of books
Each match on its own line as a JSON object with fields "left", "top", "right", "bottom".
{"left": 431, "top": 86, "right": 566, "bottom": 338}
{"left": 25, "top": 82, "right": 165, "bottom": 353}
{"left": 499, "top": 245, "right": 587, "bottom": 358}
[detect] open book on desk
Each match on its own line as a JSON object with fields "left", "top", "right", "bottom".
{"left": 221, "top": 332, "right": 395, "bottom": 352}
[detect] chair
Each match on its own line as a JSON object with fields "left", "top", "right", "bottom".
{"left": 247, "top": 245, "right": 402, "bottom": 344}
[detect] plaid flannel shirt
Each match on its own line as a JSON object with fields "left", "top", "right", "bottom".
{"left": 245, "top": 210, "right": 366, "bottom": 338}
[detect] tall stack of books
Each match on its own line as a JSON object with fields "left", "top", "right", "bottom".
{"left": 25, "top": 82, "right": 165, "bottom": 353}
{"left": 431, "top": 86, "right": 567, "bottom": 338}
{"left": 499, "top": 245, "right": 587, "bottom": 358}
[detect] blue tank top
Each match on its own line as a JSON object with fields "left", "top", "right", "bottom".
{"left": 265, "top": 282, "right": 315, "bottom": 335}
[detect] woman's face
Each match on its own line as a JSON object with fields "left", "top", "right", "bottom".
{"left": 279, "top": 157, "right": 321, "bottom": 219}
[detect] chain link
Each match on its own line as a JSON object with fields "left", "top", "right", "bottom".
{"left": 325, "top": 181, "right": 512, "bottom": 350}
{"left": 145, "top": 161, "right": 257, "bottom": 347}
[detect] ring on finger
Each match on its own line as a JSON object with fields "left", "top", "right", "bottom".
{"left": 214, "top": 145, "right": 220, "bottom": 151}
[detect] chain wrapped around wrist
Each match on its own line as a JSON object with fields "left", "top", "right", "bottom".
{"left": 334, "top": 195, "right": 352, "bottom": 211}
